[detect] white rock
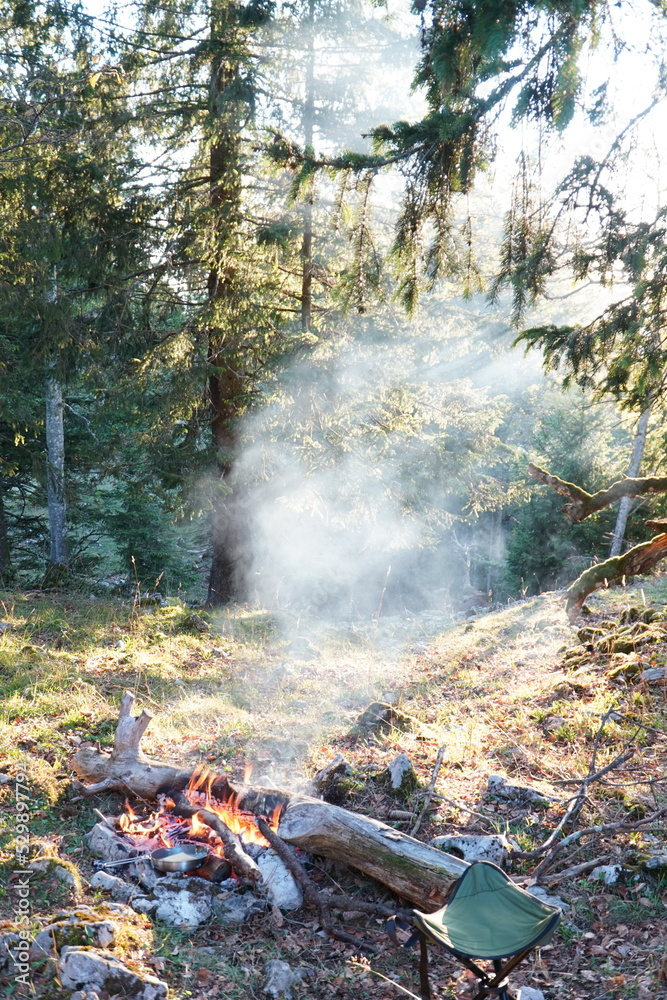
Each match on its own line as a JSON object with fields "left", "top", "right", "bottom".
{"left": 89, "top": 870, "right": 134, "bottom": 903}
{"left": 431, "top": 834, "right": 510, "bottom": 867}
{"left": 151, "top": 874, "right": 216, "bottom": 926}
{"left": 257, "top": 850, "right": 303, "bottom": 911}
{"left": 641, "top": 667, "right": 665, "bottom": 682}
{"left": 130, "top": 897, "right": 158, "bottom": 917}
{"left": 132, "top": 858, "right": 163, "bottom": 890}
{"left": 487, "top": 775, "right": 551, "bottom": 806}
{"left": 213, "top": 891, "right": 265, "bottom": 925}
{"left": 58, "top": 947, "right": 167, "bottom": 1000}
{"left": 86, "top": 823, "right": 136, "bottom": 863}
{"left": 526, "top": 885, "right": 568, "bottom": 912}
{"left": 517, "top": 988, "right": 545, "bottom": 1000}
{"left": 154, "top": 889, "right": 212, "bottom": 927}
{"left": 588, "top": 865, "right": 623, "bottom": 885}
{"left": 386, "top": 754, "right": 415, "bottom": 793}
{"left": 29, "top": 858, "right": 79, "bottom": 888}
{"left": 263, "top": 959, "right": 305, "bottom": 999}
{"left": 0, "top": 933, "right": 20, "bottom": 973}
{"left": 31, "top": 917, "right": 118, "bottom": 958}
{"left": 645, "top": 854, "right": 667, "bottom": 869}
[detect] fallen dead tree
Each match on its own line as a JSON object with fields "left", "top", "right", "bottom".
{"left": 565, "top": 531, "right": 667, "bottom": 622}
{"left": 71, "top": 692, "right": 467, "bottom": 908}
{"left": 527, "top": 463, "right": 667, "bottom": 523}
{"left": 528, "top": 462, "right": 667, "bottom": 621}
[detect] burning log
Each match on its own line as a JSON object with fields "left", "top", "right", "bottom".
{"left": 193, "top": 854, "right": 232, "bottom": 883}
{"left": 197, "top": 808, "right": 262, "bottom": 885}
{"left": 165, "top": 790, "right": 276, "bottom": 885}
{"left": 72, "top": 692, "right": 468, "bottom": 908}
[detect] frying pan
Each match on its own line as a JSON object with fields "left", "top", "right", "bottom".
{"left": 94, "top": 844, "right": 209, "bottom": 873}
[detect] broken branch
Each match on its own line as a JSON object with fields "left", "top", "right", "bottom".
{"left": 556, "top": 806, "right": 667, "bottom": 850}
{"left": 565, "top": 533, "right": 667, "bottom": 621}
{"left": 517, "top": 741, "right": 634, "bottom": 863}
{"left": 527, "top": 463, "right": 667, "bottom": 523}
{"left": 255, "top": 816, "right": 377, "bottom": 952}
{"left": 543, "top": 856, "right": 611, "bottom": 884}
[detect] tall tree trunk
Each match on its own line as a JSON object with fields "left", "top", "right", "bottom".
{"left": 485, "top": 508, "right": 501, "bottom": 596}
{"left": 206, "top": 0, "right": 246, "bottom": 606}
{"left": 300, "top": 0, "right": 315, "bottom": 334}
{"left": 609, "top": 405, "right": 652, "bottom": 557}
{"left": 45, "top": 373, "right": 68, "bottom": 567}
{"left": 0, "top": 479, "right": 11, "bottom": 583}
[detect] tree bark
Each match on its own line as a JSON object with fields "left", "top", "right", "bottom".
{"left": 609, "top": 405, "right": 652, "bottom": 557}
{"left": 566, "top": 531, "right": 667, "bottom": 622}
{"left": 300, "top": 0, "right": 315, "bottom": 335}
{"left": 206, "top": 0, "right": 247, "bottom": 606}
{"left": 0, "top": 478, "right": 11, "bottom": 583}
{"left": 528, "top": 462, "right": 667, "bottom": 523}
{"left": 45, "top": 373, "right": 68, "bottom": 567}
{"left": 71, "top": 692, "right": 467, "bottom": 908}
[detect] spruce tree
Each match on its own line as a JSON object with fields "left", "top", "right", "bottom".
{"left": 0, "top": 1, "right": 168, "bottom": 581}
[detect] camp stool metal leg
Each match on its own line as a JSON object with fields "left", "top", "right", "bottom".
{"left": 415, "top": 934, "right": 527, "bottom": 1000}
{"left": 465, "top": 947, "right": 535, "bottom": 1000}
{"left": 387, "top": 918, "right": 432, "bottom": 1000}
{"left": 418, "top": 932, "right": 431, "bottom": 1000}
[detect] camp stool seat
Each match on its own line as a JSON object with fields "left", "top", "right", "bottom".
{"left": 407, "top": 861, "right": 561, "bottom": 1000}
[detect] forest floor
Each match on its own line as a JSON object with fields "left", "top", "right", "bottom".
{"left": 1, "top": 579, "right": 667, "bottom": 1000}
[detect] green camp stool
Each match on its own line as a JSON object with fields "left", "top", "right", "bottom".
{"left": 390, "top": 860, "right": 561, "bottom": 1000}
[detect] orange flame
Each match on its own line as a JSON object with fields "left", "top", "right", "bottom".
{"left": 116, "top": 768, "right": 282, "bottom": 857}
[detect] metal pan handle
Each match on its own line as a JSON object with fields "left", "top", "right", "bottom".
{"left": 93, "top": 856, "right": 144, "bottom": 869}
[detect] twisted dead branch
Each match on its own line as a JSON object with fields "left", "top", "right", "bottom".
{"left": 527, "top": 464, "right": 667, "bottom": 523}
{"left": 255, "top": 816, "right": 378, "bottom": 952}
{"left": 527, "top": 463, "right": 667, "bottom": 620}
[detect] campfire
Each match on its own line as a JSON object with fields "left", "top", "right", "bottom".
{"left": 116, "top": 765, "right": 282, "bottom": 859}
{"left": 76, "top": 691, "right": 467, "bottom": 911}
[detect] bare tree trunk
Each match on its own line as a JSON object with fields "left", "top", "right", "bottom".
{"left": 0, "top": 479, "right": 11, "bottom": 583}
{"left": 300, "top": 0, "right": 315, "bottom": 334}
{"left": 45, "top": 374, "right": 68, "bottom": 568}
{"left": 485, "top": 509, "right": 501, "bottom": 595}
{"left": 206, "top": 0, "right": 246, "bottom": 606}
{"left": 609, "top": 405, "right": 652, "bottom": 557}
